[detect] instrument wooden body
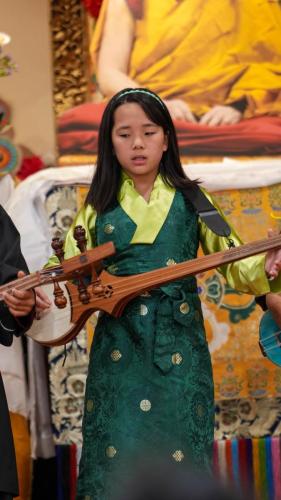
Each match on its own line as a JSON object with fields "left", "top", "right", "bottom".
{"left": 25, "top": 233, "right": 281, "bottom": 347}
{"left": 0, "top": 242, "right": 115, "bottom": 345}
{"left": 259, "top": 311, "right": 281, "bottom": 366}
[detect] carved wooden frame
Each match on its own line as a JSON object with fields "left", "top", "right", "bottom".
{"left": 50, "top": 0, "right": 91, "bottom": 116}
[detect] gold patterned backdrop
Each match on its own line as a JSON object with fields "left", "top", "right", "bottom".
{"left": 204, "top": 185, "right": 281, "bottom": 400}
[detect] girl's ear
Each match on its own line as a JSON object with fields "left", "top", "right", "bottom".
{"left": 163, "top": 133, "right": 169, "bottom": 151}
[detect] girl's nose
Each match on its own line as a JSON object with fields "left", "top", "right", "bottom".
{"left": 132, "top": 136, "right": 144, "bottom": 149}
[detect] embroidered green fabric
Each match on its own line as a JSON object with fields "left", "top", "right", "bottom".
{"left": 77, "top": 191, "right": 214, "bottom": 499}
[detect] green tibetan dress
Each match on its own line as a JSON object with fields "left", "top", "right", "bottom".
{"left": 77, "top": 191, "right": 214, "bottom": 499}
{"left": 47, "top": 174, "right": 280, "bottom": 500}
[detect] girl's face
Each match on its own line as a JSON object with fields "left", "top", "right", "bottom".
{"left": 111, "top": 102, "right": 168, "bottom": 181}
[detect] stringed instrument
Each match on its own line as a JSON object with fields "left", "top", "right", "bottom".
{"left": 22, "top": 228, "right": 280, "bottom": 347}
{"left": 259, "top": 311, "right": 281, "bottom": 366}
{"left": 0, "top": 237, "right": 115, "bottom": 340}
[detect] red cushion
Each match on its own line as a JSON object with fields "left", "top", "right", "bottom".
{"left": 57, "top": 103, "right": 281, "bottom": 155}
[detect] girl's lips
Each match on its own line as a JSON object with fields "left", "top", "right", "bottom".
{"left": 131, "top": 156, "right": 147, "bottom": 165}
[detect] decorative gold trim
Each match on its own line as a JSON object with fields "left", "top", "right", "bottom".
{"left": 110, "top": 349, "right": 122, "bottom": 362}
{"left": 140, "top": 399, "right": 152, "bottom": 412}
{"left": 171, "top": 352, "right": 183, "bottom": 365}
{"left": 50, "top": 0, "right": 91, "bottom": 116}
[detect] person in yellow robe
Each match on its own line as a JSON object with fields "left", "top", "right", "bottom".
{"left": 91, "top": 0, "right": 281, "bottom": 126}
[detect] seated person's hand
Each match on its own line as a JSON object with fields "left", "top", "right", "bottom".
{"left": 34, "top": 287, "right": 52, "bottom": 319}
{"left": 199, "top": 105, "right": 242, "bottom": 126}
{"left": 163, "top": 98, "right": 197, "bottom": 123}
{"left": 266, "top": 293, "right": 281, "bottom": 329}
{"left": 3, "top": 271, "right": 35, "bottom": 317}
{"left": 265, "top": 229, "right": 281, "bottom": 280}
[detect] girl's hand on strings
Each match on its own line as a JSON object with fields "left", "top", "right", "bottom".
{"left": 2, "top": 270, "right": 36, "bottom": 317}
{"left": 266, "top": 293, "right": 281, "bottom": 329}
{"left": 265, "top": 229, "right": 281, "bottom": 280}
{"left": 35, "top": 287, "right": 52, "bottom": 319}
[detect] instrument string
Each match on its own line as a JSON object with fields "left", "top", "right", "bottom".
{"left": 260, "top": 330, "right": 281, "bottom": 344}
{"left": 261, "top": 340, "right": 281, "bottom": 353}
{"left": 61, "top": 232, "right": 281, "bottom": 305}
{"left": 0, "top": 268, "right": 63, "bottom": 301}
{"left": 2, "top": 234, "right": 281, "bottom": 318}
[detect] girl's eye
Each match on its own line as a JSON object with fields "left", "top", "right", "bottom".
{"left": 119, "top": 133, "right": 130, "bottom": 138}
{"left": 145, "top": 131, "right": 156, "bottom": 136}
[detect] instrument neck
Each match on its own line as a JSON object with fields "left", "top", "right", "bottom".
{"left": 0, "top": 272, "right": 42, "bottom": 301}
{"left": 115, "top": 234, "right": 280, "bottom": 294}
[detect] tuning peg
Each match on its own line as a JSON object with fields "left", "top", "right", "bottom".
{"left": 51, "top": 237, "right": 65, "bottom": 263}
{"left": 53, "top": 281, "right": 67, "bottom": 309}
{"left": 73, "top": 225, "right": 87, "bottom": 253}
{"left": 74, "top": 272, "right": 91, "bottom": 304}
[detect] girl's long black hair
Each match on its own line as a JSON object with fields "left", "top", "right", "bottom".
{"left": 85, "top": 88, "right": 199, "bottom": 213}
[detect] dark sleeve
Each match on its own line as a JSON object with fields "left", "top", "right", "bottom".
{"left": 0, "top": 205, "right": 33, "bottom": 346}
{"left": 0, "top": 302, "right": 34, "bottom": 346}
{"left": 126, "top": 0, "right": 143, "bottom": 19}
{"left": 227, "top": 97, "right": 248, "bottom": 113}
{"left": 255, "top": 295, "right": 267, "bottom": 311}
{"left": 0, "top": 303, "right": 19, "bottom": 346}
{"left": 0, "top": 205, "right": 29, "bottom": 285}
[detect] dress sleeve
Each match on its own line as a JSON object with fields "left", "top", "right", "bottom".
{"left": 199, "top": 190, "right": 281, "bottom": 296}
{"left": 0, "top": 205, "right": 34, "bottom": 345}
{"left": 46, "top": 204, "right": 97, "bottom": 267}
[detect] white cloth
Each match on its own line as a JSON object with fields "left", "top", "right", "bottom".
{"left": 0, "top": 174, "right": 15, "bottom": 207}
{"left": 185, "top": 157, "right": 281, "bottom": 191}
{"left": 0, "top": 337, "right": 28, "bottom": 417}
{"left": 5, "top": 165, "right": 95, "bottom": 269}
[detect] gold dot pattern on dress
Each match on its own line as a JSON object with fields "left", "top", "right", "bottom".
{"left": 172, "top": 450, "right": 184, "bottom": 462}
{"left": 197, "top": 404, "right": 204, "bottom": 417}
{"left": 140, "top": 399, "right": 152, "bottom": 412}
{"left": 106, "top": 446, "right": 117, "bottom": 458}
{"left": 140, "top": 304, "right": 148, "bottom": 316}
{"left": 110, "top": 349, "right": 122, "bottom": 362}
{"left": 166, "top": 258, "right": 176, "bottom": 266}
{"left": 194, "top": 310, "right": 201, "bottom": 321}
{"left": 104, "top": 224, "right": 114, "bottom": 234}
{"left": 171, "top": 352, "right": 183, "bottom": 365}
{"left": 85, "top": 496, "right": 91, "bottom": 500}
{"left": 86, "top": 399, "right": 94, "bottom": 412}
{"left": 179, "top": 302, "right": 189, "bottom": 314}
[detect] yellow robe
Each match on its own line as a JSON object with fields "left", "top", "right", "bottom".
{"left": 91, "top": 0, "right": 281, "bottom": 117}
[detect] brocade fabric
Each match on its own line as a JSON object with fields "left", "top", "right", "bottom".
{"left": 50, "top": 177, "right": 280, "bottom": 500}
{"left": 77, "top": 192, "right": 214, "bottom": 499}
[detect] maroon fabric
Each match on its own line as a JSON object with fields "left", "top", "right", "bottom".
{"left": 57, "top": 102, "right": 281, "bottom": 156}
{"left": 58, "top": 102, "right": 106, "bottom": 130}
{"left": 126, "top": 0, "right": 143, "bottom": 19}
{"left": 81, "top": 0, "right": 103, "bottom": 18}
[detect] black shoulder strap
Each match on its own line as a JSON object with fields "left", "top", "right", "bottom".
{"left": 183, "top": 185, "right": 231, "bottom": 237}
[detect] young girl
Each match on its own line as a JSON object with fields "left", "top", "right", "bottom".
{"left": 6, "top": 89, "right": 281, "bottom": 500}
{"left": 56, "top": 88, "right": 281, "bottom": 499}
